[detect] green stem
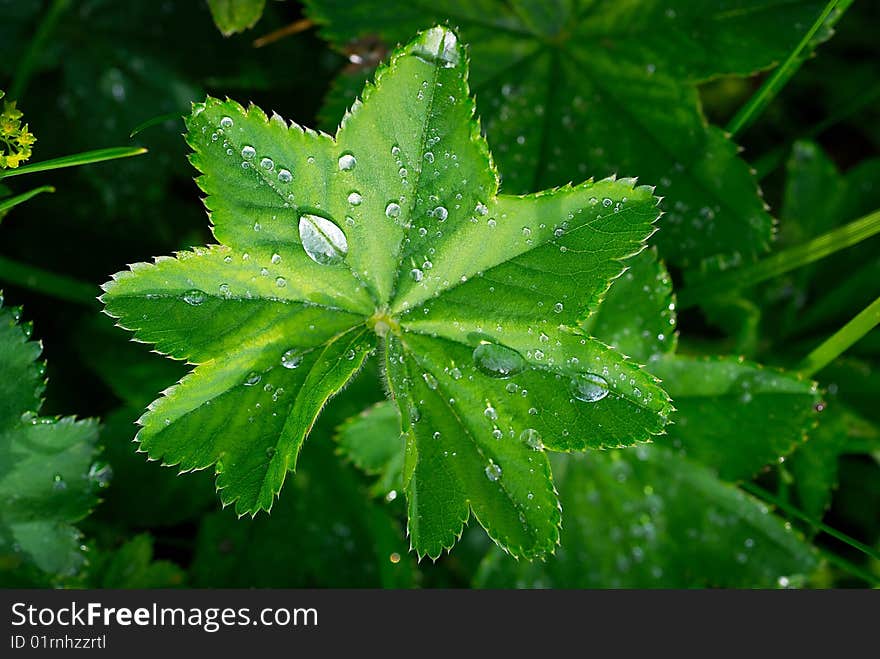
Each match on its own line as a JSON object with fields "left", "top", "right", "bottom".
{"left": 129, "top": 111, "right": 184, "bottom": 138}
{"left": 679, "top": 208, "right": 880, "bottom": 309}
{"left": 742, "top": 482, "right": 880, "bottom": 564}
{"left": 9, "top": 0, "right": 72, "bottom": 100}
{"left": 800, "top": 295, "right": 880, "bottom": 377}
{"left": 0, "top": 147, "right": 147, "bottom": 180}
{"left": 0, "top": 256, "right": 98, "bottom": 306}
{"left": 726, "top": 0, "right": 851, "bottom": 137}
{"left": 815, "top": 546, "right": 880, "bottom": 587}
{"left": 0, "top": 185, "right": 54, "bottom": 216}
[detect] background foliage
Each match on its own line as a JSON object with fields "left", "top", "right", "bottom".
{"left": 0, "top": 0, "right": 878, "bottom": 588}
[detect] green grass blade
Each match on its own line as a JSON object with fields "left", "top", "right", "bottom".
{"left": 742, "top": 482, "right": 880, "bottom": 566}
{"left": 0, "top": 147, "right": 148, "bottom": 180}
{"left": 130, "top": 112, "right": 183, "bottom": 138}
{"left": 0, "top": 256, "right": 98, "bottom": 306}
{"left": 800, "top": 295, "right": 880, "bottom": 376}
{"left": 679, "top": 208, "right": 880, "bottom": 309}
{"left": 726, "top": 0, "right": 851, "bottom": 137}
{"left": 0, "top": 185, "right": 54, "bottom": 217}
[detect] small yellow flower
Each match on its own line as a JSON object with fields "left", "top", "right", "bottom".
{"left": 0, "top": 90, "right": 36, "bottom": 169}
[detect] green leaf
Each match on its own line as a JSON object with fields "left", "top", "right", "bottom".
{"left": 102, "top": 26, "right": 671, "bottom": 559}
{"left": 0, "top": 147, "right": 148, "bottom": 180}
{"left": 652, "top": 356, "right": 821, "bottom": 481}
{"left": 306, "top": 0, "right": 836, "bottom": 268}
{"left": 0, "top": 185, "right": 54, "bottom": 219}
{"left": 0, "top": 296, "right": 100, "bottom": 584}
{"left": 789, "top": 406, "right": 879, "bottom": 520}
{"left": 335, "top": 401, "right": 404, "bottom": 498}
{"left": 207, "top": 0, "right": 267, "bottom": 37}
{"left": 191, "top": 440, "right": 415, "bottom": 587}
{"left": 474, "top": 447, "right": 818, "bottom": 588}
{"left": 88, "top": 534, "right": 186, "bottom": 588}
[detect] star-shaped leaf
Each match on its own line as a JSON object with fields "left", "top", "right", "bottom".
{"left": 102, "top": 26, "right": 672, "bottom": 559}
{"left": 306, "top": 0, "right": 837, "bottom": 269}
{"left": 0, "top": 296, "right": 101, "bottom": 585}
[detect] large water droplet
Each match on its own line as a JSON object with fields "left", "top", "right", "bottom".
{"left": 433, "top": 206, "right": 448, "bottom": 221}
{"left": 484, "top": 460, "right": 502, "bottom": 482}
{"left": 260, "top": 157, "right": 275, "bottom": 171}
{"left": 347, "top": 191, "right": 363, "bottom": 206}
{"left": 520, "top": 428, "right": 543, "bottom": 450}
{"left": 473, "top": 342, "right": 526, "bottom": 379}
{"left": 299, "top": 213, "right": 349, "bottom": 265}
{"left": 277, "top": 168, "right": 292, "bottom": 183}
{"left": 570, "top": 372, "right": 610, "bottom": 402}
{"left": 219, "top": 116, "right": 234, "bottom": 129}
{"left": 338, "top": 153, "right": 357, "bottom": 171}
{"left": 182, "top": 289, "right": 207, "bottom": 306}
{"left": 412, "top": 26, "right": 460, "bottom": 69}
{"left": 241, "top": 145, "right": 256, "bottom": 159}
{"left": 281, "top": 348, "right": 304, "bottom": 369}
{"left": 385, "top": 202, "right": 401, "bottom": 218}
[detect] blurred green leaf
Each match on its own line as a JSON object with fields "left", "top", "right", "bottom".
{"left": 88, "top": 533, "right": 186, "bottom": 588}
{"left": 0, "top": 297, "right": 100, "bottom": 585}
{"left": 208, "top": 0, "right": 267, "bottom": 36}
{"left": 335, "top": 401, "right": 404, "bottom": 499}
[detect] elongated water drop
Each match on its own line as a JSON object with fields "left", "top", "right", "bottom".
{"left": 484, "top": 460, "right": 502, "bottom": 482}
{"left": 570, "top": 372, "right": 610, "bottom": 402}
{"left": 299, "top": 214, "right": 348, "bottom": 265}
{"left": 520, "top": 428, "right": 543, "bottom": 450}
{"left": 281, "top": 349, "right": 303, "bottom": 369}
{"left": 473, "top": 342, "right": 526, "bottom": 379}
{"left": 182, "top": 289, "right": 207, "bottom": 306}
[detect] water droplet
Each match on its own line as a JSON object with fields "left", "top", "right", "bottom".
{"left": 281, "top": 349, "right": 303, "bottom": 369}
{"left": 410, "top": 268, "right": 424, "bottom": 282}
{"left": 602, "top": 198, "right": 612, "bottom": 207}
{"left": 219, "top": 116, "right": 234, "bottom": 129}
{"left": 484, "top": 460, "right": 502, "bottom": 482}
{"left": 450, "top": 367, "right": 462, "bottom": 380}
{"left": 271, "top": 253, "right": 281, "bottom": 264}
{"left": 492, "top": 428, "right": 503, "bottom": 440}
{"left": 570, "top": 373, "right": 610, "bottom": 402}
{"left": 424, "top": 151, "right": 434, "bottom": 163}
{"left": 52, "top": 473, "right": 67, "bottom": 491}
{"left": 338, "top": 153, "right": 356, "bottom": 171}
{"left": 553, "top": 302, "right": 564, "bottom": 313}
{"left": 277, "top": 168, "right": 292, "bottom": 183}
{"left": 299, "top": 213, "right": 349, "bottom": 265}
{"left": 520, "top": 428, "right": 543, "bottom": 450}
{"left": 473, "top": 342, "right": 526, "bottom": 379}
{"left": 433, "top": 431, "right": 441, "bottom": 440}
{"left": 275, "top": 276, "right": 287, "bottom": 288}
{"left": 241, "top": 145, "right": 256, "bottom": 159}
{"left": 244, "top": 372, "right": 262, "bottom": 386}
{"left": 422, "top": 372, "right": 438, "bottom": 390}
{"left": 475, "top": 202, "right": 488, "bottom": 216}
{"left": 347, "top": 191, "right": 362, "bottom": 206}
{"left": 484, "top": 405, "right": 498, "bottom": 420}
{"left": 385, "top": 202, "right": 401, "bottom": 218}
{"left": 260, "top": 157, "right": 274, "bottom": 171}
{"left": 182, "top": 289, "right": 207, "bottom": 306}
{"left": 412, "top": 26, "right": 460, "bottom": 68}
{"left": 433, "top": 206, "right": 448, "bottom": 221}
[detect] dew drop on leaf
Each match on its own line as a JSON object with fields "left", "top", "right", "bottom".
{"left": 433, "top": 206, "right": 448, "bottom": 221}
{"left": 385, "top": 202, "right": 401, "bottom": 218}
{"left": 520, "top": 428, "right": 543, "bottom": 450}
{"left": 182, "top": 289, "right": 207, "bottom": 306}
{"left": 570, "top": 372, "right": 610, "bottom": 402}
{"left": 277, "top": 168, "right": 292, "bottom": 183}
{"left": 484, "top": 460, "right": 502, "bottom": 482}
{"left": 338, "top": 153, "right": 356, "bottom": 171}
{"left": 219, "top": 116, "right": 233, "bottom": 129}
{"left": 281, "top": 349, "right": 303, "bottom": 369}
{"left": 473, "top": 342, "right": 526, "bottom": 379}
{"left": 241, "top": 145, "right": 256, "bottom": 159}
{"left": 260, "top": 157, "right": 274, "bottom": 171}
{"left": 347, "top": 191, "right": 363, "bottom": 206}
{"left": 244, "top": 372, "right": 262, "bottom": 386}
{"left": 298, "top": 213, "right": 349, "bottom": 265}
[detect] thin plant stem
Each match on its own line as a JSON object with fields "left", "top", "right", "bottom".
{"left": 0, "top": 185, "right": 54, "bottom": 216}
{"left": 815, "top": 546, "right": 880, "bottom": 587}
{"left": 800, "top": 295, "right": 880, "bottom": 376}
{"left": 726, "top": 0, "right": 851, "bottom": 137}
{"left": 0, "top": 147, "right": 147, "bottom": 180}
{"left": 9, "top": 0, "right": 72, "bottom": 100}
{"left": 742, "top": 482, "right": 880, "bottom": 564}
{"left": 0, "top": 255, "right": 98, "bottom": 307}
{"left": 678, "top": 208, "right": 880, "bottom": 309}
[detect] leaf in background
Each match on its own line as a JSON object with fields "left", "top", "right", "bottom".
{"left": 208, "top": 0, "right": 267, "bottom": 36}
{"left": 335, "top": 400, "right": 404, "bottom": 499}
{"left": 475, "top": 447, "right": 818, "bottom": 588}
{"left": 191, "top": 440, "right": 415, "bottom": 588}
{"left": 306, "top": 0, "right": 836, "bottom": 269}
{"left": 0, "top": 296, "right": 100, "bottom": 585}
{"left": 88, "top": 533, "right": 185, "bottom": 588}
{"left": 102, "top": 26, "right": 672, "bottom": 559}
{"left": 652, "top": 355, "right": 821, "bottom": 481}
{"left": 789, "top": 405, "right": 880, "bottom": 521}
